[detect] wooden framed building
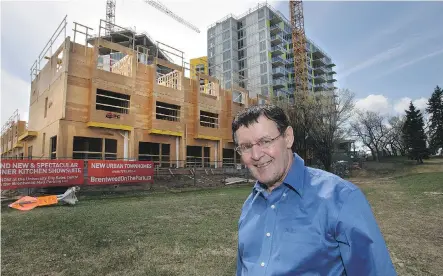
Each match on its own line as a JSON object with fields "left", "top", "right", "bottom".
{"left": 5, "top": 18, "right": 268, "bottom": 168}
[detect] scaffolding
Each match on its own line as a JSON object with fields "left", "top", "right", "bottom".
{"left": 1, "top": 110, "right": 20, "bottom": 136}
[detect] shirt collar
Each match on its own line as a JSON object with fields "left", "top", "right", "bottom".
{"left": 253, "top": 152, "right": 305, "bottom": 198}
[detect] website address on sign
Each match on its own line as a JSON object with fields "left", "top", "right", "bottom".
{"left": 89, "top": 175, "right": 152, "bottom": 183}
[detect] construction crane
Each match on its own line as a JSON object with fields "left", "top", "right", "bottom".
{"left": 290, "top": 0, "right": 309, "bottom": 96}
{"left": 143, "top": 0, "right": 200, "bottom": 33}
{"left": 105, "top": 0, "right": 116, "bottom": 35}
{"left": 105, "top": 0, "right": 200, "bottom": 34}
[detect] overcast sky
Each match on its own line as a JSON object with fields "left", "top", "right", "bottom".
{"left": 1, "top": 0, "right": 442, "bottom": 127}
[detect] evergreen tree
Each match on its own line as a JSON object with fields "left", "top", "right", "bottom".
{"left": 402, "top": 102, "right": 427, "bottom": 163}
{"left": 426, "top": 85, "right": 443, "bottom": 154}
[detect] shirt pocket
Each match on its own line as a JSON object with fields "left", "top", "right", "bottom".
{"left": 280, "top": 225, "right": 325, "bottom": 245}
{"left": 281, "top": 230, "right": 322, "bottom": 245}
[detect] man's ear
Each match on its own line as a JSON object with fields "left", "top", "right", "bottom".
{"left": 285, "top": 126, "right": 294, "bottom": 149}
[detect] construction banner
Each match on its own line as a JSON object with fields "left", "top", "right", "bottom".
{"left": 87, "top": 160, "right": 154, "bottom": 185}
{"left": 1, "top": 160, "right": 84, "bottom": 190}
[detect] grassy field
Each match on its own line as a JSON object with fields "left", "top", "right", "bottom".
{"left": 2, "top": 157, "right": 442, "bottom": 276}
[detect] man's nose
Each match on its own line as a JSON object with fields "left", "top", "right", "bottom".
{"left": 250, "top": 144, "right": 264, "bottom": 160}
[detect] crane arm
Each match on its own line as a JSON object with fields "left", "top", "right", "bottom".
{"left": 143, "top": 0, "right": 200, "bottom": 33}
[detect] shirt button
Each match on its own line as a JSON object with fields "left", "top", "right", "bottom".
{"left": 266, "top": 232, "right": 271, "bottom": 237}
{"left": 283, "top": 193, "right": 287, "bottom": 197}
{"left": 271, "top": 204, "right": 275, "bottom": 209}
{"left": 261, "top": 262, "right": 265, "bottom": 267}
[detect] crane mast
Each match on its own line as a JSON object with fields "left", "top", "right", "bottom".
{"left": 290, "top": 0, "right": 309, "bottom": 97}
{"left": 105, "top": 0, "right": 116, "bottom": 35}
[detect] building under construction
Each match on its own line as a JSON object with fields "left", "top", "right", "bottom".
{"left": 1, "top": 17, "right": 265, "bottom": 168}
{"left": 207, "top": 2, "right": 337, "bottom": 98}
{"left": 1, "top": 110, "right": 29, "bottom": 159}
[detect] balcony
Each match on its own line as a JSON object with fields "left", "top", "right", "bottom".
{"left": 314, "top": 74, "right": 327, "bottom": 84}
{"left": 273, "top": 78, "right": 286, "bottom": 89}
{"left": 313, "top": 66, "right": 325, "bottom": 75}
{"left": 270, "top": 24, "right": 283, "bottom": 35}
{"left": 271, "top": 45, "right": 285, "bottom": 56}
{"left": 270, "top": 34, "right": 283, "bottom": 46}
{"left": 306, "top": 56, "right": 311, "bottom": 65}
{"left": 327, "top": 70, "right": 336, "bottom": 75}
{"left": 312, "top": 57, "right": 328, "bottom": 67}
{"left": 271, "top": 56, "right": 285, "bottom": 67}
{"left": 269, "top": 14, "right": 282, "bottom": 25}
{"left": 326, "top": 62, "right": 336, "bottom": 68}
{"left": 312, "top": 48, "right": 326, "bottom": 59}
{"left": 272, "top": 67, "right": 286, "bottom": 77}
{"left": 314, "top": 84, "right": 328, "bottom": 92}
{"left": 327, "top": 78, "right": 337, "bottom": 83}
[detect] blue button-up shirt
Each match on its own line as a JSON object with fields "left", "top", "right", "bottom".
{"left": 236, "top": 153, "right": 397, "bottom": 276}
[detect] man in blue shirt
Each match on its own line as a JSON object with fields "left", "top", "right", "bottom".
{"left": 232, "top": 104, "right": 396, "bottom": 276}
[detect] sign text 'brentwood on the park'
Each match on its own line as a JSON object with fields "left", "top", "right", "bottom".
{"left": 87, "top": 160, "right": 154, "bottom": 185}
{"left": 1, "top": 160, "right": 84, "bottom": 190}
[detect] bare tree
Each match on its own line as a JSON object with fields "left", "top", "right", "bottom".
{"left": 350, "top": 111, "right": 391, "bottom": 161}
{"left": 308, "top": 89, "right": 355, "bottom": 171}
{"left": 387, "top": 116, "right": 407, "bottom": 156}
{"left": 271, "top": 94, "right": 312, "bottom": 163}
{"left": 274, "top": 89, "right": 355, "bottom": 171}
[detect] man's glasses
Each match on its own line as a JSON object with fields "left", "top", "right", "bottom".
{"left": 235, "top": 133, "right": 283, "bottom": 155}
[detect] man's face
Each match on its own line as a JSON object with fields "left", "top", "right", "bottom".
{"left": 235, "top": 115, "right": 294, "bottom": 187}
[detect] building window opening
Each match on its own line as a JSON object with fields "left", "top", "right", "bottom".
{"left": 96, "top": 88, "right": 130, "bottom": 114}
{"left": 156, "top": 64, "right": 182, "bottom": 90}
{"left": 156, "top": 101, "right": 180, "bottom": 122}
{"left": 44, "top": 97, "right": 48, "bottom": 118}
{"left": 72, "top": 136, "right": 103, "bottom": 159}
{"left": 105, "top": 139, "right": 117, "bottom": 160}
{"left": 223, "top": 148, "right": 235, "bottom": 167}
{"left": 28, "top": 146, "right": 33, "bottom": 159}
{"left": 203, "top": 147, "right": 210, "bottom": 168}
{"left": 186, "top": 146, "right": 202, "bottom": 167}
{"left": 200, "top": 111, "right": 219, "bottom": 128}
{"left": 97, "top": 49, "right": 132, "bottom": 77}
{"left": 50, "top": 136, "right": 57, "bottom": 159}
{"left": 139, "top": 142, "right": 170, "bottom": 167}
{"left": 161, "top": 144, "right": 170, "bottom": 168}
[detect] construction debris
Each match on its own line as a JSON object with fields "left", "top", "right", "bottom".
{"left": 8, "top": 186, "right": 80, "bottom": 211}
{"left": 225, "top": 177, "right": 255, "bottom": 185}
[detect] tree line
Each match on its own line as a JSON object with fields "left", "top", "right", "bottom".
{"left": 271, "top": 85, "right": 442, "bottom": 171}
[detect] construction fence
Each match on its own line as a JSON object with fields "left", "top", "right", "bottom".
{"left": 0, "top": 158, "right": 254, "bottom": 197}
{"left": 1, "top": 156, "right": 361, "bottom": 198}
